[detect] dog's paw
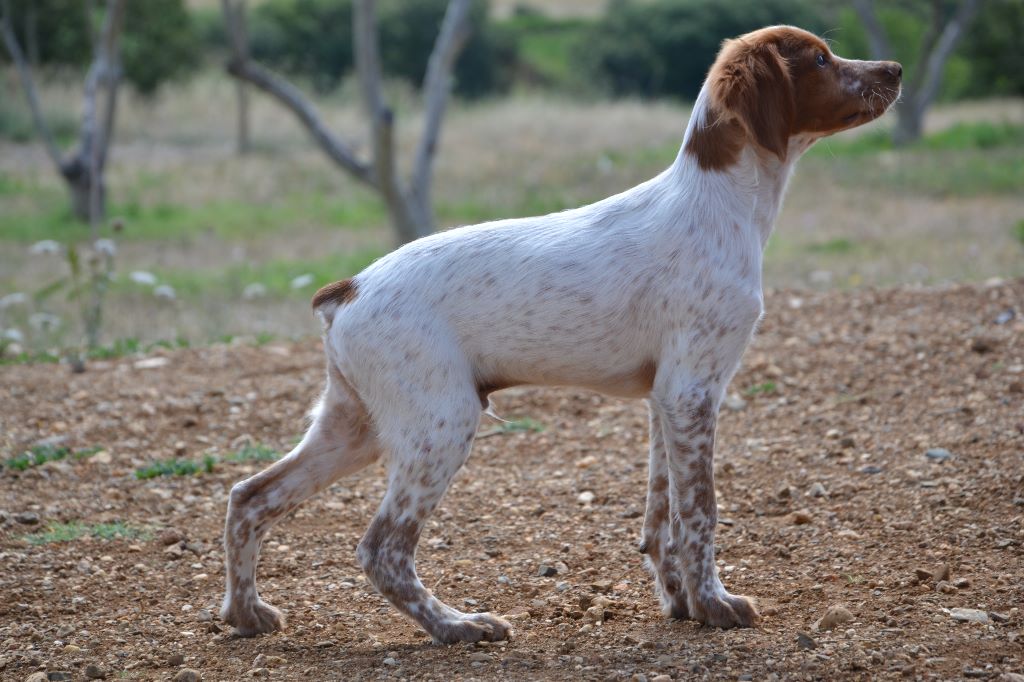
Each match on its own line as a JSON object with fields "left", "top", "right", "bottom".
{"left": 692, "top": 592, "right": 760, "bottom": 629}
{"left": 222, "top": 598, "right": 286, "bottom": 637}
{"left": 429, "top": 612, "right": 513, "bottom": 644}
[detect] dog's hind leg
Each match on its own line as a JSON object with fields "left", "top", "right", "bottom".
{"left": 221, "top": 365, "right": 380, "bottom": 636}
{"left": 355, "top": 376, "right": 512, "bottom": 644}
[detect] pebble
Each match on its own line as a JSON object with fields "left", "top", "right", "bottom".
{"left": 468, "top": 652, "right": 491, "bottom": 663}
{"left": 790, "top": 510, "right": 813, "bottom": 525}
{"left": 247, "top": 669, "right": 269, "bottom": 678}
{"left": 537, "top": 564, "right": 558, "bottom": 577}
{"left": 723, "top": 394, "right": 747, "bottom": 411}
{"left": 172, "top": 671, "right": 201, "bottom": 682}
{"left": 860, "top": 465, "right": 883, "bottom": 474}
{"left": 14, "top": 512, "right": 40, "bottom": 525}
{"left": 46, "top": 673, "right": 72, "bottom": 681}
{"left": 925, "top": 448, "right": 952, "bottom": 461}
{"left": 25, "top": 674, "right": 48, "bottom": 682}
{"left": 949, "top": 608, "right": 989, "bottom": 624}
{"left": 167, "top": 653, "right": 186, "bottom": 666}
{"left": 195, "top": 609, "right": 213, "bottom": 623}
{"left": 383, "top": 657, "right": 398, "bottom": 666}
{"left": 160, "top": 529, "right": 185, "bottom": 546}
{"left": 815, "top": 605, "right": 854, "bottom": 631}
{"left": 808, "top": 482, "right": 827, "bottom": 498}
{"left": 651, "top": 676, "right": 672, "bottom": 682}
{"left": 164, "top": 544, "right": 184, "bottom": 559}
{"left": 796, "top": 632, "right": 817, "bottom": 650}
{"left": 577, "top": 491, "right": 596, "bottom": 505}
{"left": 84, "top": 664, "right": 106, "bottom": 679}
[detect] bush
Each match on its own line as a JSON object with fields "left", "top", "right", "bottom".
{"left": 577, "top": 0, "right": 826, "bottom": 100}
{"left": 1, "top": 0, "right": 200, "bottom": 96}
{"left": 249, "top": 0, "right": 514, "bottom": 97}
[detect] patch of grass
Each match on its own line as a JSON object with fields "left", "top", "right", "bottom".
{"left": 0, "top": 350, "right": 62, "bottom": 366}
{"left": 806, "top": 238, "right": 857, "bottom": 255}
{"left": 811, "top": 121, "right": 1024, "bottom": 157}
{"left": 128, "top": 248, "right": 385, "bottom": 300}
{"left": 498, "top": 417, "right": 545, "bottom": 433}
{"left": 0, "top": 190, "right": 387, "bottom": 243}
{"left": 744, "top": 381, "right": 777, "bottom": 396}
{"left": 224, "top": 444, "right": 281, "bottom": 463}
{"left": 3, "top": 444, "right": 102, "bottom": 471}
{"left": 24, "top": 521, "right": 150, "bottom": 545}
{"left": 1014, "top": 220, "right": 1024, "bottom": 246}
{"left": 499, "top": 14, "right": 590, "bottom": 88}
{"left": 135, "top": 454, "right": 216, "bottom": 479}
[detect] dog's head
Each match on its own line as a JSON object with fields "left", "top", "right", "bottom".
{"left": 690, "top": 25, "right": 901, "bottom": 168}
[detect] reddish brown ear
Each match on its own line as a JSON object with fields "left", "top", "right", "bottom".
{"left": 709, "top": 41, "right": 795, "bottom": 161}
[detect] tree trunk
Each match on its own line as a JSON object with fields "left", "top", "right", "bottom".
{"left": 63, "top": 162, "right": 105, "bottom": 222}
{"left": 893, "top": 99, "right": 924, "bottom": 147}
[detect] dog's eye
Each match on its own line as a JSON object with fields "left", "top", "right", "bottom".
{"left": 816, "top": 53, "right": 828, "bottom": 67}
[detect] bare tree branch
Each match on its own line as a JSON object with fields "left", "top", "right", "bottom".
{"left": 411, "top": 0, "right": 471, "bottom": 206}
{"left": 913, "top": 0, "right": 982, "bottom": 118}
{"left": 851, "top": 0, "right": 892, "bottom": 61}
{"left": 0, "top": 0, "right": 65, "bottom": 172}
{"left": 221, "top": 0, "right": 251, "bottom": 153}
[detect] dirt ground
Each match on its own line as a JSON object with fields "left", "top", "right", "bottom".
{"left": 1, "top": 281, "right": 1022, "bottom": 681}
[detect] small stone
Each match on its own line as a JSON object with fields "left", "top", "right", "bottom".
{"left": 313, "top": 640, "right": 335, "bottom": 648}
{"left": 970, "top": 337, "right": 996, "bottom": 353}
{"left": 84, "top": 664, "right": 106, "bottom": 679}
{"left": 537, "top": 564, "right": 558, "bottom": 577}
{"left": 999, "top": 673, "right": 1024, "bottom": 682}
{"left": 383, "top": 657, "right": 398, "bottom": 666}
{"left": 195, "top": 609, "right": 213, "bottom": 623}
{"left": 860, "top": 465, "right": 883, "bottom": 474}
{"left": 164, "top": 544, "right": 184, "bottom": 559}
{"left": 46, "top": 674, "right": 72, "bottom": 681}
{"left": 584, "top": 605, "right": 605, "bottom": 624}
{"left": 468, "top": 652, "right": 491, "bottom": 663}
{"left": 914, "top": 568, "right": 934, "bottom": 582}
{"left": 936, "top": 581, "right": 956, "bottom": 594}
{"left": 796, "top": 632, "right": 817, "bottom": 650}
{"left": 160, "top": 529, "right": 185, "bottom": 546}
{"left": 933, "top": 564, "right": 951, "bottom": 582}
{"left": 950, "top": 608, "right": 989, "bottom": 624}
{"left": 839, "top": 436, "right": 856, "bottom": 449}
{"left": 247, "top": 669, "right": 269, "bottom": 678}
{"left": 925, "top": 448, "right": 952, "bottom": 461}
{"left": 25, "top": 674, "right": 48, "bottom": 682}
{"left": 790, "top": 510, "right": 813, "bottom": 525}
{"left": 172, "top": 671, "right": 201, "bottom": 682}
{"left": 167, "top": 653, "right": 186, "bottom": 666}
{"left": 723, "top": 394, "right": 747, "bottom": 411}
{"left": 14, "top": 512, "right": 40, "bottom": 525}
{"left": 815, "top": 605, "right": 854, "bottom": 631}
{"left": 808, "top": 482, "right": 827, "bottom": 498}
{"left": 776, "top": 483, "right": 792, "bottom": 499}
{"left": 988, "top": 611, "right": 1009, "bottom": 623}
{"left": 963, "top": 666, "right": 991, "bottom": 678}
{"left": 651, "top": 676, "right": 672, "bottom": 682}
{"left": 577, "top": 491, "right": 596, "bottom": 505}
{"left": 954, "top": 577, "right": 971, "bottom": 589}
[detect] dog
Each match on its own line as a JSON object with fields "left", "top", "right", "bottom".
{"left": 221, "top": 25, "right": 901, "bottom": 640}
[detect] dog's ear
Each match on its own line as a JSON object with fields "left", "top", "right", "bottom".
{"left": 708, "top": 40, "right": 795, "bottom": 162}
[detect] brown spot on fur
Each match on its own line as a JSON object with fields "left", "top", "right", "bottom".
{"left": 312, "top": 277, "right": 359, "bottom": 310}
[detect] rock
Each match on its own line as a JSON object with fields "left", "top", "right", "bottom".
{"left": 468, "top": 652, "right": 491, "bottom": 663}
{"left": 925, "top": 448, "right": 952, "bottom": 461}
{"left": 584, "top": 605, "right": 606, "bottom": 624}
{"left": 159, "top": 529, "right": 185, "bottom": 546}
{"left": 577, "top": 491, "right": 596, "bottom": 505}
{"left": 796, "top": 632, "right": 817, "bottom": 650}
{"left": 860, "top": 465, "right": 883, "bottom": 474}
{"left": 934, "top": 564, "right": 951, "bottom": 582}
{"left": 172, "top": 671, "right": 201, "bottom": 682}
{"left": 537, "top": 564, "right": 558, "bottom": 577}
{"left": 988, "top": 611, "right": 1009, "bottom": 623}
{"left": 14, "top": 512, "right": 40, "bottom": 525}
{"left": 46, "top": 674, "right": 72, "bottom": 681}
{"left": 164, "top": 544, "right": 184, "bottom": 560}
{"left": 999, "top": 673, "right": 1024, "bottom": 682}
{"left": 84, "top": 664, "right": 106, "bottom": 679}
{"left": 776, "top": 483, "right": 792, "bottom": 500}
{"left": 808, "top": 482, "right": 827, "bottom": 498}
{"left": 950, "top": 608, "right": 989, "bottom": 624}
{"left": 936, "top": 581, "right": 957, "bottom": 594}
{"left": 839, "top": 436, "right": 856, "bottom": 449}
{"left": 723, "top": 393, "right": 747, "bottom": 411}
{"left": 25, "top": 674, "right": 48, "bottom": 682}
{"left": 247, "top": 668, "right": 269, "bottom": 678}
{"left": 382, "top": 657, "right": 398, "bottom": 666}
{"left": 954, "top": 577, "right": 971, "bottom": 589}
{"left": 790, "top": 510, "right": 813, "bottom": 525}
{"left": 651, "top": 676, "right": 672, "bottom": 682}
{"left": 814, "top": 605, "right": 854, "bottom": 631}
{"left": 195, "top": 609, "right": 212, "bottom": 623}
{"left": 963, "top": 666, "right": 991, "bottom": 678}
{"left": 970, "top": 337, "right": 997, "bottom": 353}
{"left": 167, "top": 653, "right": 185, "bottom": 666}
{"left": 914, "top": 568, "right": 933, "bottom": 582}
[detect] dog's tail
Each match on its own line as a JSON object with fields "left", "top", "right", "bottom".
{"left": 311, "top": 277, "right": 359, "bottom": 327}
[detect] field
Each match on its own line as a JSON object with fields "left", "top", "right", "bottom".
{"left": 1, "top": 75, "right": 1022, "bottom": 353}
{"left": 1, "top": 280, "right": 1022, "bottom": 680}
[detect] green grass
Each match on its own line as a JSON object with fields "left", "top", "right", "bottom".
{"left": 24, "top": 521, "right": 150, "bottom": 545}
{"left": 126, "top": 248, "right": 385, "bottom": 300}
{"left": 136, "top": 443, "right": 280, "bottom": 479}
{"left": 0, "top": 188, "right": 387, "bottom": 243}
{"left": 1014, "top": 220, "right": 1024, "bottom": 246}
{"left": 3, "top": 444, "right": 102, "bottom": 471}
{"left": 744, "top": 381, "right": 777, "bottom": 396}
{"left": 498, "top": 417, "right": 545, "bottom": 433}
{"left": 806, "top": 238, "right": 857, "bottom": 255}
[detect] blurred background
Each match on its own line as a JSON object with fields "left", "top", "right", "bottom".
{"left": 1, "top": 0, "right": 1021, "bottom": 361}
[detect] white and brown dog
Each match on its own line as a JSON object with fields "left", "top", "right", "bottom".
{"left": 221, "top": 26, "right": 901, "bottom": 640}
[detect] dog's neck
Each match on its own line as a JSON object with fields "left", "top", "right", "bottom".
{"left": 670, "top": 87, "right": 813, "bottom": 248}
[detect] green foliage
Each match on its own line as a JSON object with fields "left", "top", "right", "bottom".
{"left": 224, "top": 444, "right": 281, "bottom": 463}
{"left": 3, "top": 444, "right": 102, "bottom": 471}
{"left": 745, "top": 381, "right": 777, "bottom": 396}
{"left": 136, "top": 444, "right": 280, "bottom": 479}
{"left": 498, "top": 417, "right": 545, "bottom": 433}
{"left": 577, "top": 0, "right": 825, "bottom": 99}
{"left": 495, "top": 10, "right": 588, "bottom": 88}
{"left": 959, "top": 0, "right": 1024, "bottom": 97}
{"left": 807, "top": 238, "right": 856, "bottom": 254}
{"left": 24, "top": 521, "right": 150, "bottom": 545}
{"left": 250, "top": 0, "right": 513, "bottom": 97}
{"left": 1013, "top": 220, "right": 1024, "bottom": 246}
{"left": 1, "top": 0, "right": 200, "bottom": 96}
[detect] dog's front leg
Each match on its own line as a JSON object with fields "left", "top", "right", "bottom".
{"left": 651, "top": 381, "right": 760, "bottom": 628}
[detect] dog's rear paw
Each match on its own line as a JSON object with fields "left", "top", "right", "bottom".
{"left": 693, "top": 592, "right": 760, "bottom": 629}
{"left": 430, "top": 612, "right": 513, "bottom": 644}
{"left": 222, "top": 599, "right": 286, "bottom": 637}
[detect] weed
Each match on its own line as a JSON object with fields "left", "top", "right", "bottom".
{"left": 24, "top": 521, "right": 150, "bottom": 545}
{"left": 3, "top": 444, "right": 102, "bottom": 471}
{"left": 744, "top": 382, "right": 777, "bottom": 396}
{"left": 498, "top": 417, "right": 546, "bottom": 433}
{"left": 224, "top": 444, "right": 281, "bottom": 463}
{"left": 806, "top": 238, "right": 857, "bottom": 254}
{"left": 135, "top": 457, "right": 213, "bottom": 479}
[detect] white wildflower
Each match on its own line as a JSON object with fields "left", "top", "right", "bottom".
{"left": 29, "top": 312, "right": 61, "bottom": 332}
{"left": 3, "top": 328, "right": 24, "bottom": 343}
{"left": 93, "top": 238, "right": 117, "bottom": 256}
{"left": 130, "top": 271, "right": 157, "bottom": 286}
{"left": 242, "top": 283, "right": 267, "bottom": 300}
{"left": 290, "top": 274, "right": 314, "bottom": 289}
{"left": 153, "top": 284, "right": 176, "bottom": 300}
{"left": 29, "top": 239, "right": 62, "bottom": 255}
{"left": 0, "top": 292, "right": 29, "bottom": 309}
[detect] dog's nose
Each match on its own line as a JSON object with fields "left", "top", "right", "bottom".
{"left": 888, "top": 62, "right": 903, "bottom": 80}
